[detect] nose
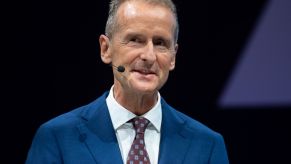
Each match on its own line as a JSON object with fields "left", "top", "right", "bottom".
{"left": 140, "top": 42, "right": 157, "bottom": 63}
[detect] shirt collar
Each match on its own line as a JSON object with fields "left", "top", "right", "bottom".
{"left": 106, "top": 85, "right": 162, "bottom": 132}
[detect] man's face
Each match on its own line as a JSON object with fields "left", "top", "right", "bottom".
{"left": 101, "top": 1, "right": 178, "bottom": 94}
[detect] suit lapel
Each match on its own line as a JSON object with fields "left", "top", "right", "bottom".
{"left": 74, "top": 93, "right": 192, "bottom": 163}
{"left": 77, "top": 93, "right": 123, "bottom": 164}
{"left": 158, "top": 99, "right": 192, "bottom": 164}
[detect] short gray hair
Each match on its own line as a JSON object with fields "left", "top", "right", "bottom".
{"left": 105, "top": 0, "right": 179, "bottom": 42}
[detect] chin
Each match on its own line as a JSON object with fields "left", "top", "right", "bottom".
{"left": 132, "top": 83, "right": 158, "bottom": 94}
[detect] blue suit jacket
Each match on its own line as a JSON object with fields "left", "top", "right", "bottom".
{"left": 26, "top": 91, "right": 229, "bottom": 164}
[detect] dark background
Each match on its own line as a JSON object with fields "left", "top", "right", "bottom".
{"left": 4, "top": 0, "right": 290, "bottom": 163}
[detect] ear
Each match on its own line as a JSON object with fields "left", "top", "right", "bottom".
{"left": 99, "top": 34, "right": 112, "bottom": 64}
{"left": 169, "top": 43, "right": 178, "bottom": 70}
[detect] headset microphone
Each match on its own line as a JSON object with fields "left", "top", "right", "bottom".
{"left": 111, "top": 64, "right": 125, "bottom": 73}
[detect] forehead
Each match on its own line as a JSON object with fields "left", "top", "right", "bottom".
{"left": 120, "top": 1, "right": 171, "bottom": 18}
{"left": 115, "top": 1, "right": 176, "bottom": 36}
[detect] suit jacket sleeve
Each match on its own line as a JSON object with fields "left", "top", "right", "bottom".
{"left": 25, "top": 124, "right": 62, "bottom": 164}
{"left": 209, "top": 133, "right": 229, "bottom": 164}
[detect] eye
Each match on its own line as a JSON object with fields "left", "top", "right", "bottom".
{"left": 129, "top": 37, "right": 142, "bottom": 43}
{"left": 153, "top": 38, "right": 171, "bottom": 53}
{"left": 153, "top": 39, "right": 166, "bottom": 46}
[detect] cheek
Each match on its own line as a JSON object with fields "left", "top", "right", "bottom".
{"left": 158, "top": 55, "right": 175, "bottom": 70}
{"left": 157, "top": 70, "right": 170, "bottom": 90}
{"left": 157, "top": 58, "right": 172, "bottom": 84}
{"left": 119, "top": 49, "right": 141, "bottom": 63}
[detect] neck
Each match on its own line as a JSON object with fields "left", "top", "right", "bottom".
{"left": 113, "top": 85, "right": 158, "bottom": 116}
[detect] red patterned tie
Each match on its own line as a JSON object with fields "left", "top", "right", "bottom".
{"left": 127, "top": 117, "right": 151, "bottom": 164}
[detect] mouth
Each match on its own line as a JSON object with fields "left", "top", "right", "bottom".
{"left": 132, "top": 69, "right": 156, "bottom": 75}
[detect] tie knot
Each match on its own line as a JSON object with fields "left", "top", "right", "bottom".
{"left": 131, "top": 117, "right": 150, "bottom": 134}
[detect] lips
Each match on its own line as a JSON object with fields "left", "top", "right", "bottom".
{"left": 132, "top": 69, "right": 156, "bottom": 75}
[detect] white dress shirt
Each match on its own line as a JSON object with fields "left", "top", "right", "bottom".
{"left": 106, "top": 86, "right": 162, "bottom": 164}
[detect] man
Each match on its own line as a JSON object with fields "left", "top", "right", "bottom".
{"left": 26, "top": 0, "right": 229, "bottom": 163}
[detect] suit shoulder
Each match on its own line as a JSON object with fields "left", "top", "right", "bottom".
{"left": 40, "top": 92, "right": 108, "bottom": 130}
{"left": 38, "top": 107, "right": 82, "bottom": 132}
{"left": 174, "top": 109, "right": 222, "bottom": 139}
